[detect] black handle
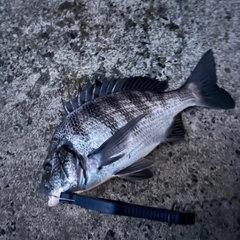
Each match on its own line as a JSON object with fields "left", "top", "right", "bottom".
{"left": 60, "top": 192, "right": 195, "bottom": 225}
{"left": 120, "top": 202, "right": 195, "bottom": 225}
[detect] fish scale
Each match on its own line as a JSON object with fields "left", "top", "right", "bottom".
{"left": 40, "top": 50, "right": 235, "bottom": 207}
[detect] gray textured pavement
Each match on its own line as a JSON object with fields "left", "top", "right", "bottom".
{"left": 0, "top": 0, "right": 240, "bottom": 239}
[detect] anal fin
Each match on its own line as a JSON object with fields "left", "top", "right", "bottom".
{"left": 166, "top": 113, "right": 185, "bottom": 142}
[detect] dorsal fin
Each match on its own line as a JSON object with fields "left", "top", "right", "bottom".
{"left": 62, "top": 77, "right": 168, "bottom": 116}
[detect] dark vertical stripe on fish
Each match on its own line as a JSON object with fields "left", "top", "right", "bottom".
{"left": 156, "top": 92, "right": 167, "bottom": 108}
{"left": 105, "top": 95, "right": 133, "bottom": 123}
{"left": 142, "top": 92, "right": 154, "bottom": 102}
{"left": 125, "top": 92, "right": 150, "bottom": 112}
{"left": 85, "top": 101, "right": 120, "bottom": 134}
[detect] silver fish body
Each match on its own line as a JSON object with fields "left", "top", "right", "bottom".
{"left": 59, "top": 91, "right": 193, "bottom": 186}
{"left": 40, "top": 50, "right": 235, "bottom": 206}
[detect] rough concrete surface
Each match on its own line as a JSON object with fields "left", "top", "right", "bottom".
{"left": 0, "top": 0, "right": 240, "bottom": 239}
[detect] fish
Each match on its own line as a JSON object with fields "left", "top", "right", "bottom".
{"left": 39, "top": 50, "right": 235, "bottom": 207}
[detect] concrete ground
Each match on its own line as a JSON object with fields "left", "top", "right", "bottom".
{"left": 0, "top": 0, "right": 240, "bottom": 239}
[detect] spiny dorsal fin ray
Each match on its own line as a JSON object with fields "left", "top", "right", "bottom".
{"left": 62, "top": 77, "right": 169, "bottom": 115}
{"left": 93, "top": 80, "right": 102, "bottom": 98}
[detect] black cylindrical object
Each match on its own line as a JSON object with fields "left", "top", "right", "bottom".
{"left": 60, "top": 192, "right": 195, "bottom": 225}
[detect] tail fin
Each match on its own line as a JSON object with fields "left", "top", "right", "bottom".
{"left": 184, "top": 50, "right": 235, "bottom": 109}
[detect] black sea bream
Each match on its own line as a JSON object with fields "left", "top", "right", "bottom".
{"left": 40, "top": 50, "right": 235, "bottom": 206}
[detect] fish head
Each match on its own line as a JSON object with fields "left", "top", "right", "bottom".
{"left": 40, "top": 141, "right": 84, "bottom": 207}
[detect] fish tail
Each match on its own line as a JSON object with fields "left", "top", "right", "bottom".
{"left": 183, "top": 50, "right": 235, "bottom": 109}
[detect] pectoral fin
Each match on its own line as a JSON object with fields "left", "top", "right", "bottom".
{"left": 115, "top": 158, "right": 154, "bottom": 181}
{"left": 88, "top": 113, "right": 147, "bottom": 167}
{"left": 118, "top": 169, "right": 153, "bottom": 182}
{"left": 115, "top": 158, "right": 154, "bottom": 175}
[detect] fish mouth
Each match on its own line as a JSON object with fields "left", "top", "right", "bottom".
{"left": 48, "top": 188, "right": 63, "bottom": 207}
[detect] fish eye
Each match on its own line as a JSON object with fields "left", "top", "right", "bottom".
{"left": 43, "top": 163, "right": 52, "bottom": 173}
